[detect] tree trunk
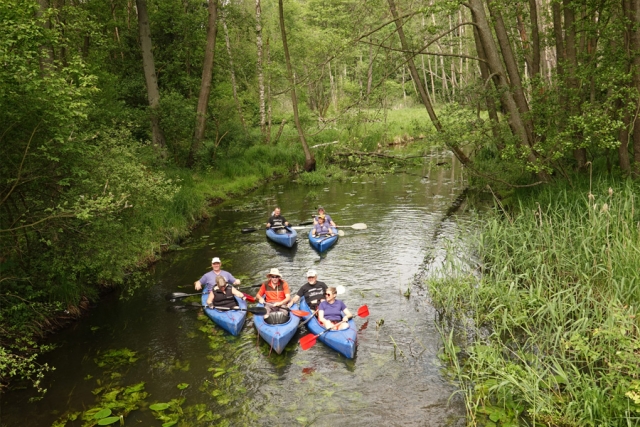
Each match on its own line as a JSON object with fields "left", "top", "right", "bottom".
{"left": 136, "top": 0, "right": 166, "bottom": 154}
{"left": 367, "top": 37, "right": 374, "bottom": 98}
{"left": 529, "top": 0, "right": 541, "bottom": 78}
{"left": 278, "top": 0, "right": 315, "bottom": 171}
{"left": 472, "top": 24, "right": 502, "bottom": 146}
{"left": 467, "top": 0, "right": 548, "bottom": 181}
{"left": 256, "top": 0, "right": 266, "bottom": 141}
{"left": 563, "top": 0, "right": 587, "bottom": 168}
{"left": 190, "top": 0, "right": 218, "bottom": 166}
{"left": 222, "top": 13, "right": 247, "bottom": 134}
{"left": 487, "top": 0, "right": 534, "bottom": 146}
{"left": 387, "top": 0, "right": 470, "bottom": 165}
{"left": 631, "top": 0, "right": 640, "bottom": 176}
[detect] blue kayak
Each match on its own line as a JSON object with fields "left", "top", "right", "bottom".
{"left": 253, "top": 304, "right": 301, "bottom": 354}
{"left": 308, "top": 227, "right": 338, "bottom": 252}
{"left": 300, "top": 298, "right": 357, "bottom": 358}
{"left": 266, "top": 227, "right": 297, "bottom": 248}
{"left": 201, "top": 293, "right": 247, "bottom": 336}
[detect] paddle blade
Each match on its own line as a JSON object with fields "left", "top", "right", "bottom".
{"left": 290, "top": 309, "right": 310, "bottom": 317}
{"left": 241, "top": 227, "right": 258, "bottom": 233}
{"left": 165, "top": 292, "right": 195, "bottom": 300}
{"left": 357, "top": 305, "right": 370, "bottom": 317}
{"left": 297, "top": 221, "right": 314, "bottom": 226}
{"left": 299, "top": 334, "right": 317, "bottom": 350}
{"left": 351, "top": 223, "right": 367, "bottom": 230}
{"left": 248, "top": 307, "right": 267, "bottom": 315}
{"left": 337, "top": 229, "right": 345, "bottom": 237}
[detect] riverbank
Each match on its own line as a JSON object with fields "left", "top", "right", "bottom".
{"left": 428, "top": 176, "right": 640, "bottom": 426}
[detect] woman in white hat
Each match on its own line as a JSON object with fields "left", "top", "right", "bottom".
{"left": 256, "top": 268, "right": 291, "bottom": 319}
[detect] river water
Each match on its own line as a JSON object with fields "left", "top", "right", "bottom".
{"left": 1, "top": 152, "right": 470, "bottom": 427}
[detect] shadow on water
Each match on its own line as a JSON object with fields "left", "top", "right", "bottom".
{"left": 1, "top": 155, "right": 470, "bottom": 427}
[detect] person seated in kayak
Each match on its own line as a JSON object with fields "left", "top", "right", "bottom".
{"left": 266, "top": 207, "right": 289, "bottom": 232}
{"left": 312, "top": 215, "right": 334, "bottom": 237}
{"left": 288, "top": 269, "right": 327, "bottom": 311}
{"left": 318, "top": 287, "right": 352, "bottom": 330}
{"left": 194, "top": 257, "right": 241, "bottom": 292}
{"left": 256, "top": 268, "right": 291, "bottom": 319}
{"left": 313, "top": 206, "right": 336, "bottom": 227}
{"left": 206, "top": 276, "right": 247, "bottom": 309}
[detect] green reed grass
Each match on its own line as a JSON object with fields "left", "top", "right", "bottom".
{"left": 429, "top": 178, "right": 640, "bottom": 426}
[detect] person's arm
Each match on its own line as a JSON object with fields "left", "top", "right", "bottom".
{"left": 206, "top": 291, "right": 214, "bottom": 306}
{"left": 256, "top": 284, "right": 266, "bottom": 304}
{"left": 342, "top": 308, "right": 353, "bottom": 323}
{"left": 231, "top": 287, "right": 246, "bottom": 300}
{"left": 195, "top": 280, "right": 203, "bottom": 291}
{"left": 282, "top": 216, "right": 289, "bottom": 226}
{"left": 318, "top": 309, "right": 326, "bottom": 324}
{"left": 288, "top": 294, "right": 300, "bottom": 307}
{"left": 273, "top": 293, "right": 290, "bottom": 306}
{"left": 227, "top": 273, "right": 241, "bottom": 286}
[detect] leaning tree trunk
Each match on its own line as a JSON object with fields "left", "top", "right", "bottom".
{"left": 387, "top": 0, "right": 470, "bottom": 165}
{"left": 467, "top": 0, "right": 548, "bottom": 181}
{"left": 189, "top": 0, "right": 218, "bottom": 167}
{"left": 472, "top": 24, "right": 502, "bottom": 147}
{"left": 487, "top": 0, "right": 534, "bottom": 146}
{"left": 136, "top": 0, "right": 165, "bottom": 153}
{"left": 255, "top": 0, "right": 267, "bottom": 141}
{"left": 278, "top": 0, "right": 315, "bottom": 171}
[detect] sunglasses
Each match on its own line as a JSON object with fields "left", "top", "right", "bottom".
{"left": 269, "top": 275, "right": 279, "bottom": 278}
{"left": 325, "top": 293, "right": 334, "bottom": 296}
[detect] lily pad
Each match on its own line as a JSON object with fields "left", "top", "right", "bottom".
{"left": 97, "top": 417, "right": 120, "bottom": 425}
{"left": 149, "top": 403, "right": 171, "bottom": 411}
{"left": 93, "top": 408, "right": 112, "bottom": 419}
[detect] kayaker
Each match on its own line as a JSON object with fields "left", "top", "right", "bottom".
{"left": 266, "top": 207, "right": 289, "bottom": 229}
{"left": 287, "top": 269, "right": 327, "bottom": 311}
{"left": 313, "top": 206, "right": 336, "bottom": 227}
{"left": 206, "top": 276, "right": 246, "bottom": 309}
{"left": 318, "top": 287, "right": 352, "bottom": 330}
{"left": 194, "top": 257, "right": 241, "bottom": 293}
{"left": 256, "top": 268, "right": 291, "bottom": 320}
{"left": 311, "top": 215, "right": 334, "bottom": 237}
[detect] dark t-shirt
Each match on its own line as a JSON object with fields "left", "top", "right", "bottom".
{"left": 209, "top": 286, "right": 238, "bottom": 309}
{"left": 296, "top": 281, "right": 327, "bottom": 310}
{"left": 267, "top": 214, "right": 287, "bottom": 228}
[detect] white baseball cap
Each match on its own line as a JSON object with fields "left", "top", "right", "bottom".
{"left": 211, "top": 257, "right": 221, "bottom": 263}
{"left": 306, "top": 269, "right": 317, "bottom": 277}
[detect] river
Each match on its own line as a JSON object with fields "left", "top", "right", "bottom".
{"left": 1, "top": 151, "right": 470, "bottom": 427}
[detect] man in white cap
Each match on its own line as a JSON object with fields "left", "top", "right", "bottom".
{"left": 256, "top": 268, "right": 291, "bottom": 319}
{"left": 194, "top": 257, "right": 241, "bottom": 293}
{"left": 288, "top": 269, "right": 327, "bottom": 311}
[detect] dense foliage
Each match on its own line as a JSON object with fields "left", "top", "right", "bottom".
{"left": 1, "top": 0, "right": 639, "bottom": 422}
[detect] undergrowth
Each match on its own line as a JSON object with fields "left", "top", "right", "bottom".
{"left": 429, "top": 176, "right": 640, "bottom": 426}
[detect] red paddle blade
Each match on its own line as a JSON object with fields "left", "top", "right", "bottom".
{"left": 299, "top": 334, "right": 317, "bottom": 350}
{"left": 243, "top": 293, "right": 256, "bottom": 303}
{"left": 290, "top": 309, "right": 310, "bottom": 317}
{"left": 357, "top": 305, "right": 370, "bottom": 317}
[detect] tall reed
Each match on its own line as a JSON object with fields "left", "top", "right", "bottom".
{"left": 429, "top": 178, "right": 640, "bottom": 426}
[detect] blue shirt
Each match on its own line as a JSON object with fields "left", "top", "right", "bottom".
{"left": 319, "top": 299, "right": 347, "bottom": 322}
{"left": 313, "top": 223, "right": 332, "bottom": 235}
{"left": 199, "top": 270, "right": 236, "bottom": 292}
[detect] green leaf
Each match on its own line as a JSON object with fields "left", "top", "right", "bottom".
{"left": 97, "top": 417, "right": 120, "bottom": 425}
{"left": 176, "top": 383, "right": 189, "bottom": 390}
{"left": 93, "top": 408, "right": 112, "bottom": 419}
{"left": 162, "top": 422, "right": 177, "bottom": 427}
{"left": 149, "top": 403, "right": 171, "bottom": 411}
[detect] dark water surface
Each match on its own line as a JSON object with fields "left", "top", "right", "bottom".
{"left": 1, "top": 153, "right": 470, "bottom": 427}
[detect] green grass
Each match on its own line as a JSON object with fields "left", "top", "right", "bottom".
{"left": 429, "top": 177, "right": 640, "bottom": 426}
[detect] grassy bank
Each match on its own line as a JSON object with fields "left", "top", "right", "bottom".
{"left": 428, "top": 177, "right": 640, "bottom": 425}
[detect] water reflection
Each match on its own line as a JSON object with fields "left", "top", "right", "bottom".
{"left": 2, "top": 157, "right": 469, "bottom": 427}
